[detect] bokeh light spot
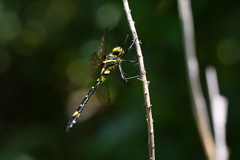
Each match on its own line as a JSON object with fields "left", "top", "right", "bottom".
{"left": 95, "top": 3, "right": 122, "bottom": 30}
{"left": 21, "top": 19, "right": 46, "bottom": 46}
{"left": 67, "top": 59, "right": 91, "bottom": 87}
{"left": 47, "top": 0, "right": 77, "bottom": 26}
{"left": 216, "top": 38, "right": 240, "bottom": 65}
{"left": 0, "top": 2, "right": 21, "bottom": 42}
{"left": 79, "top": 40, "right": 100, "bottom": 59}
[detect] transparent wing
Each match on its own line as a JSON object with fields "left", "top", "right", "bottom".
{"left": 89, "top": 27, "right": 108, "bottom": 79}
{"left": 96, "top": 80, "right": 110, "bottom": 108}
{"left": 90, "top": 52, "right": 102, "bottom": 79}
{"left": 97, "top": 27, "right": 108, "bottom": 60}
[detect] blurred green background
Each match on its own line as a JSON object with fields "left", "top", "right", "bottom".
{"left": 0, "top": 0, "right": 240, "bottom": 159}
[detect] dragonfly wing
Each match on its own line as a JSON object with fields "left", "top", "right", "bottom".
{"left": 90, "top": 52, "right": 102, "bottom": 79}
{"left": 90, "top": 27, "right": 108, "bottom": 79}
{"left": 97, "top": 27, "right": 108, "bottom": 60}
{"left": 96, "top": 80, "right": 110, "bottom": 108}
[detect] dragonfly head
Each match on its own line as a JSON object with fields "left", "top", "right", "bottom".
{"left": 112, "top": 46, "right": 124, "bottom": 57}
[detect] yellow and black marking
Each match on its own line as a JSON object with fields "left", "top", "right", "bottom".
{"left": 66, "top": 27, "right": 139, "bottom": 132}
{"left": 66, "top": 75, "right": 107, "bottom": 132}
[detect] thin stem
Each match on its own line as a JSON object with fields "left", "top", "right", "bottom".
{"left": 206, "top": 66, "right": 229, "bottom": 160}
{"left": 177, "top": 0, "right": 215, "bottom": 160}
{"left": 123, "top": 1, "right": 155, "bottom": 160}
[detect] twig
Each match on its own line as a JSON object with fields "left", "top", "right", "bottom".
{"left": 177, "top": 0, "right": 215, "bottom": 159}
{"left": 206, "top": 66, "right": 229, "bottom": 160}
{"left": 122, "top": 0, "right": 155, "bottom": 160}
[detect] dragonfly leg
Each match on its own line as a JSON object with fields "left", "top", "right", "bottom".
{"left": 122, "top": 59, "right": 138, "bottom": 63}
{"left": 121, "top": 38, "right": 137, "bottom": 59}
{"left": 121, "top": 59, "right": 139, "bottom": 81}
{"left": 118, "top": 63, "right": 141, "bottom": 82}
{"left": 122, "top": 40, "right": 139, "bottom": 64}
{"left": 123, "top": 34, "right": 129, "bottom": 49}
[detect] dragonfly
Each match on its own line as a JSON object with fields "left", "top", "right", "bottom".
{"left": 66, "top": 27, "right": 140, "bottom": 132}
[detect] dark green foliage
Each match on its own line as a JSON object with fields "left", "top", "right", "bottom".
{"left": 0, "top": 0, "right": 240, "bottom": 159}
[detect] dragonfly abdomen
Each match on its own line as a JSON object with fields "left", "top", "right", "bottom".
{"left": 66, "top": 76, "right": 104, "bottom": 132}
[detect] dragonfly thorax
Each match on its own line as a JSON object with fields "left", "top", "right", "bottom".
{"left": 111, "top": 46, "right": 124, "bottom": 57}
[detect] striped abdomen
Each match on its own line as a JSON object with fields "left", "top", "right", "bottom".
{"left": 66, "top": 69, "right": 112, "bottom": 132}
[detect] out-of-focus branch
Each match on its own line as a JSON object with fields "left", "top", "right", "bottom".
{"left": 206, "top": 66, "right": 229, "bottom": 160}
{"left": 177, "top": 0, "right": 215, "bottom": 159}
{"left": 123, "top": 0, "right": 155, "bottom": 160}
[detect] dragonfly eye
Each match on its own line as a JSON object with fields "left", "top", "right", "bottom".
{"left": 112, "top": 47, "right": 124, "bottom": 56}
